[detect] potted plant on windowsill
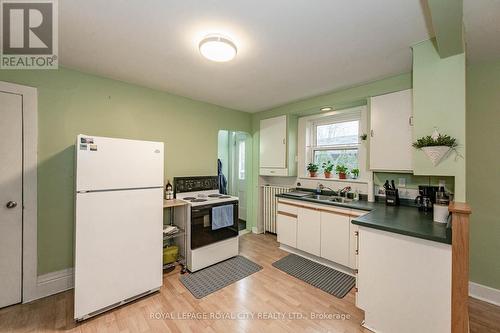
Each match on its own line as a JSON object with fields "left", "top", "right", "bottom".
{"left": 307, "top": 163, "right": 319, "bottom": 177}
{"left": 412, "top": 129, "right": 459, "bottom": 166}
{"left": 336, "top": 164, "right": 349, "bottom": 179}
{"left": 322, "top": 161, "right": 334, "bottom": 178}
{"left": 351, "top": 168, "right": 359, "bottom": 179}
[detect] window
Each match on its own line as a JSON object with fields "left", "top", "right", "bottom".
{"left": 238, "top": 140, "right": 245, "bottom": 180}
{"left": 311, "top": 112, "right": 361, "bottom": 174}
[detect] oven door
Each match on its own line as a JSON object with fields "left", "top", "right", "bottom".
{"left": 190, "top": 201, "right": 239, "bottom": 250}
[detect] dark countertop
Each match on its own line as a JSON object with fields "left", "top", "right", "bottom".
{"left": 276, "top": 192, "right": 452, "bottom": 245}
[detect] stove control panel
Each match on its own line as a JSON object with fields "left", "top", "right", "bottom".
{"left": 173, "top": 176, "right": 218, "bottom": 194}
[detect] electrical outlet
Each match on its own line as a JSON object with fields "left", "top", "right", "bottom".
{"left": 398, "top": 178, "right": 406, "bottom": 188}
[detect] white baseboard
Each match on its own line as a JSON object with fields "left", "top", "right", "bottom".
{"left": 239, "top": 229, "right": 251, "bottom": 236}
{"left": 469, "top": 282, "right": 500, "bottom": 306}
{"left": 252, "top": 226, "right": 263, "bottom": 234}
{"left": 27, "top": 268, "right": 74, "bottom": 302}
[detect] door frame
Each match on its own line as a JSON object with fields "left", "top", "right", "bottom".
{"left": 0, "top": 81, "right": 38, "bottom": 303}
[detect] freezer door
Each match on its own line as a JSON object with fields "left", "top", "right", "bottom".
{"left": 74, "top": 188, "right": 163, "bottom": 319}
{"left": 76, "top": 135, "right": 164, "bottom": 191}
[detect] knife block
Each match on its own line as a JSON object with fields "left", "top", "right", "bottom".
{"left": 385, "top": 189, "right": 400, "bottom": 206}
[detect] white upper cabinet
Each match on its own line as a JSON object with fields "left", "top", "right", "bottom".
{"left": 369, "top": 89, "right": 413, "bottom": 171}
{"left": 259, "top": 115, "right": 297, "bottom": 176}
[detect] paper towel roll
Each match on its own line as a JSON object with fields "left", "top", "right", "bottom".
{"left": 433, "top": 204, "right": 449, "bottom": 223}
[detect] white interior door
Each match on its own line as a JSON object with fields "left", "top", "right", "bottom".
{"left": 0, "top": 91, "right": 23, "bottom": 308}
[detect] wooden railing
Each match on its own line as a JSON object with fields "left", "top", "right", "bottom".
{"left": 449, "top": 202, "right": 472, "bottom": 333}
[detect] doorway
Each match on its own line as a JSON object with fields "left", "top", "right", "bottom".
{"left": 217, "top": 130, "right": 251, "bottom": 233}
{"left": 0, "top": 91, "right": 23, "bottom": 308}
{"left": 0, "top": 81, "right": 38, "bottom": 305}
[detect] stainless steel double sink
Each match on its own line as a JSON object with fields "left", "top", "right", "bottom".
{"left": 305, "top": 194, "right": 353, "bottom": 203}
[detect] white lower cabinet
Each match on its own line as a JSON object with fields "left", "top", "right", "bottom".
{"left": 320, "top": 211, "right": 349, "bottom": 267}
{"left": 276, "top": 213, "right": 297, "bottom": 248}
{"left": 357, "top": 226, "right": 451, "bottom": 333}
{"left": 348, "top": 222, "right": 359, "bottom": 269}
{"left": 297, "top": 207, "right": 321, "bottom": 256}
{"left": 276, "top": 199, "right": 366, "bottom": 270}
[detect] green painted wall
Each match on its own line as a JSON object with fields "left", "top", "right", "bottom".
{"left": 0, "top": 67, "right": 251, "bottom": 275}
{"left": 466, "top": 59, "right": 500, "bottom": 289}
{"left": 427, "top": 0, "right": 464, "bottom": 58}
{"left": 248, "top": 73, "right": 413, "bottom": 231}
{"left": 412, "top": 39, "right": 466, "bottom": 201}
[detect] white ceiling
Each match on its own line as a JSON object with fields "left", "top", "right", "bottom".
{"left": 464, "top": 0, "right": 500, "bottom": 64}
{"left": 60, "top": 1, "right": 481, "bottom": 112}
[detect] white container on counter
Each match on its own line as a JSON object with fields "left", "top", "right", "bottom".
{"left": 433, "top": 204, "right": 449, "bottom": 223}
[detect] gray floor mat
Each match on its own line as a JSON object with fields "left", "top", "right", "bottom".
{"left": 272, "top": 254, "right": 355, "bottom": 298}
{"left": 180, "top": 256, "right": 262, "bottom": 299}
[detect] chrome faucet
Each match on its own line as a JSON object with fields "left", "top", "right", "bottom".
{"left": 338, "top": 186, "right": 352, "bottom": 195}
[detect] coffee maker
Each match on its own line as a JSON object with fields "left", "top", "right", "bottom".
{"left": 415, "top": 185, "right": 439, "bottom": 212}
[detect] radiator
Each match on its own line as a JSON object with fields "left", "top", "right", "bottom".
{"left": 263, "top": 185, "right": 291, "bottom": 233}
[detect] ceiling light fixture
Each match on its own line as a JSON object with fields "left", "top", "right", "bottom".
{"left": 199, "top": 34, "right": 237, "bottom": 62}
{"left": 320, "top": 106, "right": 333, "bottom": 112}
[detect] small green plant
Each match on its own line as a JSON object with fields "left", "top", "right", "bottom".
{"left": 335, "top": 164, "right": 348, "bottom": 174}
{"left": 412, "top": 134, "right": 458, "bottom": 149}
{"left": 307, "top": 163, "right": 319, "bottom": 172}
{"left": 336, "top": 164, "right": 349, "bottom": 179}
{"left": 351, "top": 168, "right": 360, "bottom": 178}
{"left": 307, "top": 163, "right": 319, "bottom": 177}
{"left": 322, "top": 161, "right": 334, "bottom": 173}
{"left": 360, "top": 133, "right": 368, "bottom": 141}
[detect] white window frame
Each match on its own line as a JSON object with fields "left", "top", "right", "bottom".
{"left": 299, "top": 106, "right": 368, "bottom": 181}
{"left": 311, "top": 112, "right": 361, "bottom": 169}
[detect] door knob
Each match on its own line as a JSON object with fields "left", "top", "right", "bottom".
{"left": 6, "top": 201, "right": 17, "bottom": 209}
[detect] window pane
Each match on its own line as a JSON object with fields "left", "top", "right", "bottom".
{"left": 316, "top": 120, "right": 359, "bottom": 146}
{"left": 238, "top": 141, "right": 245, "bottom": 180}
{"left": 314, "top": 149, "right": 358, "bottom": 171}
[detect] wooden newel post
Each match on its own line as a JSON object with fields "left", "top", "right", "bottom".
{"left": 449, "top": 202, "right": 472, "bottom": 333}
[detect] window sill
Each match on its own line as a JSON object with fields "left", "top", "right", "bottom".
{"left": 298, "top": 176, "right": 368, "bottom": 184}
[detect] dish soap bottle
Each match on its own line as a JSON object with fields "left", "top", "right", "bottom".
{"left": 165, "top": 181, "right": 173, "bottom": 200}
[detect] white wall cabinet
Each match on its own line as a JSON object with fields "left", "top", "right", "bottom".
{"left": 259, "top": 115, "right": 297, "bottom": 176}
{"left": 296, "top": 207, "right": 321, "bottom": 256}
{"left": 320, "top": 211, "right": 350, "bottom": 266}
{"left": 370, "top": 89, "right": 413, "bottom": 171}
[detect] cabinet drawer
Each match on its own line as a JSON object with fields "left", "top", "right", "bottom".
{"left": 277, "top": 202, "right": 298, "bottom": 216}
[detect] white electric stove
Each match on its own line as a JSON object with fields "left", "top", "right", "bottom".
{"left": 174, "top": 177, "right": 239, "bottom": 272}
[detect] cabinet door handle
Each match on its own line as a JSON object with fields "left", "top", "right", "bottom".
{"left": 282, "top": 138, "right": 286, "bottom": 144}
{"left": 370, "top": 129, "right": 374, "bottom": 137}
{"left": 409, "top": 116, "right": 414, "bottom": 126}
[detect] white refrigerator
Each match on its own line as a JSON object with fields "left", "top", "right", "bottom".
{"left": 74, "top": 135, "right": 164, "bottom": 321}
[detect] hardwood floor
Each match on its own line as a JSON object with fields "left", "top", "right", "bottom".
{"left": 0, "top": 233, "right": 499, "bottom": 332}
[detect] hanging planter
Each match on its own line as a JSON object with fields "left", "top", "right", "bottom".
{"left": 421, "top": 146, "right": 452, "bottom": 166}
{"left": 412, "top": 128, "right": 459, "bottom": 167}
